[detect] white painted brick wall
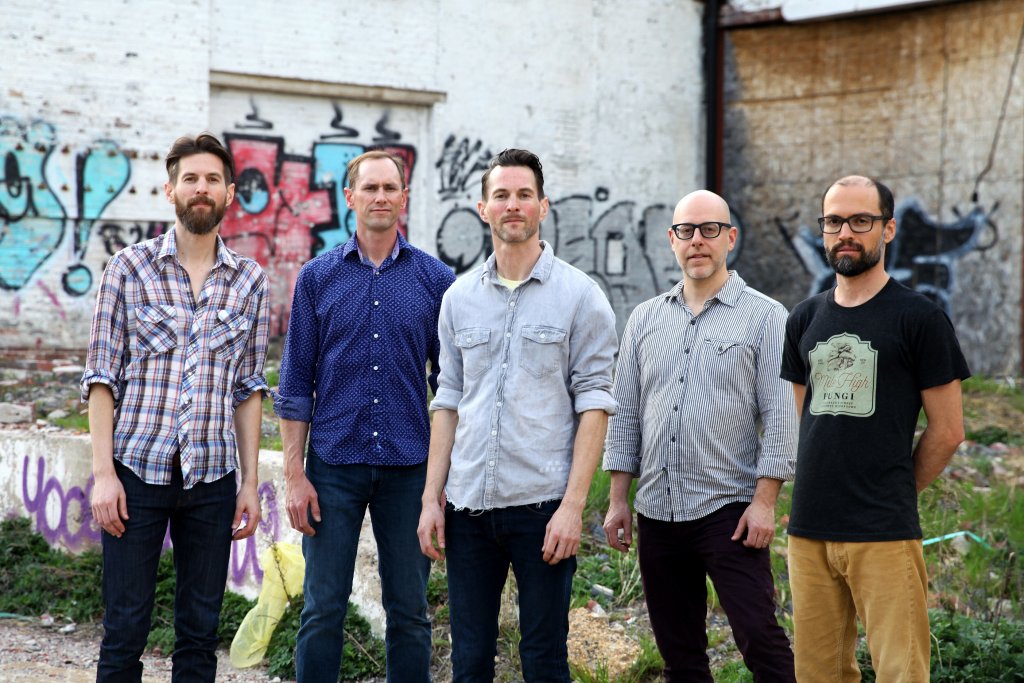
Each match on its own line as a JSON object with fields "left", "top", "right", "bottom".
{"left": 1, "top": 0, "right": 706, "bottom": 352}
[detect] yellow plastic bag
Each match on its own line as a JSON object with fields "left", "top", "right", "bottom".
{"left": 229, "top": 542, "right": 305, "bottom": 668}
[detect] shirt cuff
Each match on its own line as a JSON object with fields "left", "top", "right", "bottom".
{"left": 274, "top": 393, "right": 313, "bottom": 421}
{"left": 430, "top": 387, "right": 462, "bottom": 412}
{"left": 574, "top": 389, "right": 617, "bottom": 416}
{"left": 602, "top": 450, "right": 641, "bottom": 477}
{"left": 80, "top": 370, "right": 120, "bottom": 404}
{"left": 756, "top": 455, "right": 796, "bottom": 482}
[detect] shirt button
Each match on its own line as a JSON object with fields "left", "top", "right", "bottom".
{"left": 373, "top": 398, "right": 379, "bottom": 404}
{"left": 496, "top": 401, "right": 502, "bottom": 407}
{"left": 374, "top": 300, "right": 380, "bottom": 306}
{"left": 673, "top": 405, "right": 678, "bottom": 411}
{"left": 690, "top": 319, "right": 696, "bottom": 325}
{"left": 373, "top": 333, "right": 379, "bottom": 339}
{"left": 679, "top": 377, "right": 684, "bottom": 382}
{"left": 502, "top": 363, "right": 508, "bottom": 368}
{"left": 684, "top": 348, "right": 690, "bottom": 354}
{"left": 540, "top": 333, "right": 546, "bottom": 339}
{"left": 373, "top": 365, "right": 379, "bottom": 371}
{"left": 488, "top": 460, "right": 495, "bottom": 467}
{"left": 671, "top": 436, "right": 676, "bottom": 442}
{"left": 491, "top": 430, "right": 497, "bottom": 436}
{"left": 373, "top": 431, "right": 378, "bottom": 437}
{"left": 509, "top": 301, "right": 515, "bottom": 307}
{"left": 505, "top": 332, "right": 511, "bottom": 338}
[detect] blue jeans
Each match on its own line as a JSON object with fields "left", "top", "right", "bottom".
{"left": 295, "top": 456, "right": 432, "bottom": 683}
{"left": 97, "top": 460, "right": 236, "bottom": 683}
{"left": 445, "top": 500, "right": 576, "bottom": 683}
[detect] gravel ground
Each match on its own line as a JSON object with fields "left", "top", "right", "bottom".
{"left": 0, "top": 618, "right": 286, "bottom": 682}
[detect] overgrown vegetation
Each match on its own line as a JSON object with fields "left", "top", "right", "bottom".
{"left": 0, "top": 517, "right": 384, "bottom": 681}
{"left": 6, "top": 375, "right": 1024, "bottom": 680}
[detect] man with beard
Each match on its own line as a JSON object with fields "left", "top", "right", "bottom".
{"left": 602, "top": 190, "right": 797, "bottom": 682}
{"left": 781, "top": 175, "right": 970, "bottom": 681}
{"left": 83, "top": 133, "right": 270, "bottom": 682}
{"left": 418, "top": 148, "right": 617, "bottom": 682}
{"left": 276, "top": 150, "right": 455, "bottom": 682}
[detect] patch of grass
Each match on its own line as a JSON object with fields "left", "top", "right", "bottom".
{"left": 0, "top": 518, "right": 105, "bottom": 622}
{"left": 0, "top": 518, "right": 388, "bottom": 679}
{"left": 715, "top": 659, "right": 755, "bottom": 682}
{"left": 264, "top": 594, "right": 386, "bottom": 681}
{"left": 48, "top": 409, "right": 90, "bottom": 432}
{"left": 855, "top": 610, "right": 1024, "bottom": 681}
{"left": 965, "top": 425, "right": 1022, "bottom": 446}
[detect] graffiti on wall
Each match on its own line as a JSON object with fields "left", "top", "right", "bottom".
{"left": 21, "top": 455, "right": 99, "bottom": 551}
{"left": 0, "top": 116, "right": 131, "bottom": 298}
{"left": 780, "top": 199, "right": 998, "bottom": 314}
{"left": 433, "top": 135, "right": 750, "bottom": 332}
{"left": 19, "top": 454, "right": 284, "bottom": 587}
{"left": 219, "top": 103, "right": 419, "bottom": 335}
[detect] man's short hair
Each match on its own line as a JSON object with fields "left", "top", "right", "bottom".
{"left": 165, "top": 133, "right": 234, "bottom": 186}
{"left": 480, "top": 148, "right": 546, "bottom": 200}
{"left": 347, "top": 150, "right": 406, "bottom": 190}
{"left": 821, "top": 176, "right": 895, "bottom": 220}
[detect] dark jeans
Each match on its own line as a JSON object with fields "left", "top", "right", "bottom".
{"left": 97, "top": 460, "right": 236, "bottom": 683}
{"left": 445, "top": 500, "right": 576, "bottom": 683}
{"left": 295, "top": 457, "right": 431, "bottom": 683}
{"left": 637, "top": 503, "right": 795, "bottom": 683}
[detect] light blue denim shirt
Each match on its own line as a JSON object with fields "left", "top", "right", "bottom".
{"left": 431, "top": 241, "right": 618, "bottom": 510}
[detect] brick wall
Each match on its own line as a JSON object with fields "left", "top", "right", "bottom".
{"left": 0, "top": 0, "right": 704, "bottom": 359}
{"left": 721, "top": 0, "right": 1024, "bottom": 375}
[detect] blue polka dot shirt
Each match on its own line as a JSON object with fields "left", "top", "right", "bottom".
{"left": 275, "top": 233, "right": 456, "bottom": 465}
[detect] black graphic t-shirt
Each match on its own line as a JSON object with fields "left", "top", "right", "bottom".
{"left": 781, "top": 279, "right": 971, "bottom": 541}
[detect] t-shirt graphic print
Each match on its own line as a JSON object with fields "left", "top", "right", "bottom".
{"left": 808, "top": 333, "right": 876, "bottom": 417}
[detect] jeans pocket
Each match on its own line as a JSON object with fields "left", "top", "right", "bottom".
{"left": 523, "top": 498, "right": 562, "bottom": 519}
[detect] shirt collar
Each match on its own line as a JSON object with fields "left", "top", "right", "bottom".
{"left": 343, "top": 232, "right": 405, "bottom": 265}
{"left": 665, "top": 270, "right": 746, "bottom": 308}
{"left": 482, "top": 240, "right": 555, "bottom": 285}
{"left": 157, "top": 228, "right": 236, "bottom": 270}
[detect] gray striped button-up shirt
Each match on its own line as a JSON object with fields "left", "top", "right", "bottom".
{"left": 603, "top": 272, "right": 797, "bottom": 522}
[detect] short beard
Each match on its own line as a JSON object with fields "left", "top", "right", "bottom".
{"left": 177, "top": 196, "right": 225, "bottom": 235}
{"left": 826, "top": 240, "right": 883, "bottom": 277}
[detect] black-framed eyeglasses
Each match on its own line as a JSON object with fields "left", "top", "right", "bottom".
{"left": 817, "top": 214, "right": 886, "bottom": 234}
{"left": 670, "top": 221, "right": 731, "bottom": 240}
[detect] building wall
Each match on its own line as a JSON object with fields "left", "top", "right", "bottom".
{"left": 722, "top": 0, "right": 1024, "bottom": 375}
{"left": 0, "top": 0, "right": 704, "bottom": 352}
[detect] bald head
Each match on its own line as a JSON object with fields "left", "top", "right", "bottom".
{"left": 822, "top": 175, "right": 894, "bottom": 219}
{"left": 673, "top": 190, "right": 731, "bottom": 225}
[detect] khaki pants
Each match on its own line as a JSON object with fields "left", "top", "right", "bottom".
{"left": 788, "top": 535, "right": 930, "bottom": 682}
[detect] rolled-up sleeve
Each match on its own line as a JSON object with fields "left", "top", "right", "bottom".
{"left": 232, "top": 271, "right": 271, "bottom": 407}
{"left": 754, "top": 304, "right": 797, "bottom": 481}
{"left": 603, "top": 310, "right": 642, "bottom": 476}
{"left": 429, "top": 290, "right": 463, "bottom": 412}
{"left": 274, "top": 265, "right": 318, "bottom": 422}
{"left": 568, "top": 284, "right": 617, "bottom": 416}
{"left": 81, "top": 256, "right": 128, "bottom": 405}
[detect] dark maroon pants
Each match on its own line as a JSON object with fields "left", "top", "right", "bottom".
{"left": 637, "top": 503, "right": 795, "bottom": 682}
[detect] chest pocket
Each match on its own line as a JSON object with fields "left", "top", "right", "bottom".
{"left": 134, "top": 305, "right": 178, "bottom": 356}
{"left": 700, "top": 337, "right": 756, "bottom": 389}
{"left": 210, "top": 308, "right": 253, "bottom": 361}
{"left": 455, "top": 327, "right": 491, "bottom": 379}
{"left": 520, "top": 325, "right": 566, "bottom": 378}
